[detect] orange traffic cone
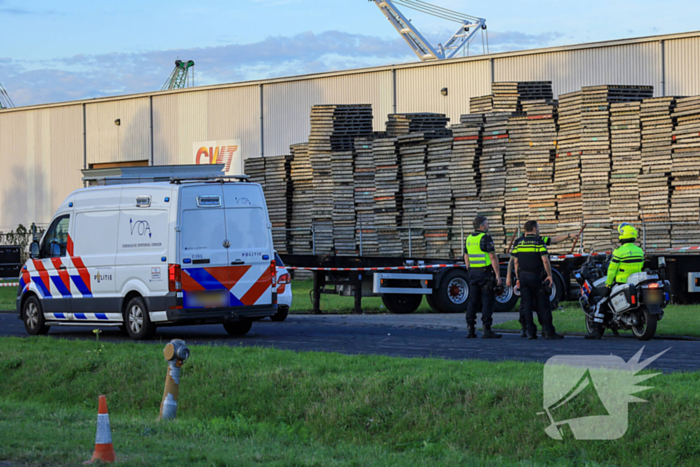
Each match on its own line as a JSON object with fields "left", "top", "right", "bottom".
{"left": 85, "top": 395, "right": 116, "bottom": 464}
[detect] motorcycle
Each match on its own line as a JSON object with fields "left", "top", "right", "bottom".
{"left": 573, "top": 245, "right": 671, "bottom": 341}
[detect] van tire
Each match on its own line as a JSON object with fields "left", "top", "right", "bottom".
{"left": 23, "top": 296, "right": 49, "bottom": 336}
{"left": 270, "top": 306, "right": 289, "bottom": 322}
{"left": 224, "top": 320, "right": 253, "bottom": 336}
{"left": 124, "top": 296, "right": 156, "bottom": 340}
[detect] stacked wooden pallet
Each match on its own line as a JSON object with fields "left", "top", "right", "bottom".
{"left": 264, "top": 155, "right": 293, "bottom": 254}
{"left": 524, "top": 100, "right": 558, "bottom": 233}
{"left": 640, "top": 97, "right": 676, "bottom": 248}
{"left": 289, "top": 143, "right": 314, "bottom": 255}
{"left": 399, "top": 134, "right": 428, "bottom": 256}
{"left": 354, "top": 137, "right": 379, "bottom": 255}
{"left": 670, "top": 97, "right": 700, "bottom": 246}
{"left": 308, "top": 104, "right": 373, "bottom": 254}
{"left": 580, "top": 86, "right": 614, "bottom": 246}
{"left": 245, "top": 157, "right": 265, "bottom": 185}
{"left": 332, "top": 151, "right": 356, "bottom": 256}
{"left": 469, "top": 95, "right": 493, "bottom": 113}
{"left": 503, "top": 115, "right": 529, "bottom": 232}
{"left": 609, "top": 102, "right": 642, "bottom": 230}
{"left": 386, "top": 113, "right": 450, "bottom": 136}
{"left": 451, "top": 114, "right": 484, "bottom": 255}
{"left": 373, "top": 137, "right": 404, "bottom": 255}
{"left": 492, "top": 81, "right": 554, "bottom": 112}
{"left": 480, "top": 112, "right": 511, "bottom": 250}
{"left": 554, "top": 91, "right": 583, "bottom": 238}
{"left": 425, "top": 137, "right": 454, "bottom": 258}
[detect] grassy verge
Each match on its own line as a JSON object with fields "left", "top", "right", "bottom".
{"left": 0, "top": 286, "right": 15, "bottom": 310}
{"left": 290, "top": 279, "right": 434, "bottom": 314}
{"left": 494, "top": 302, "right": 700, "bottom": 337}
{"left": 2, "top": 338, "right": 700, "bottom": 466}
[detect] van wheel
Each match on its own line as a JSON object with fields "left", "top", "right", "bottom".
{"left": 270, "top": 306, "right": 289, "bottom": 322}
{"left": 23, "top": 296, "right": 49, "bottom": 335}
{"left": 224, "top": 320, "right": 253, "bottom": 336}
{"left": 124, "top": 296, "right": 156, "bottom": 340}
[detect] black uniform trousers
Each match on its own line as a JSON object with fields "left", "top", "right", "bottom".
{"left": 519, "top": 270, "right": 555, "bottom": 336}
{"left": 466, "top": 267, "right": 496, "bottom": 327}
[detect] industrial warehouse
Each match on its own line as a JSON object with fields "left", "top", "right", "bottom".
{"left": 1, "top": 30, "right": 700, "bottom": 237}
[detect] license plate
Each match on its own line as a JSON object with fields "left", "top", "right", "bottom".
{"left": 184, "top": 290, "right": 230, "bottom": 309}
{"left": 646, "top": 291, "right": 662, "bottom": 304}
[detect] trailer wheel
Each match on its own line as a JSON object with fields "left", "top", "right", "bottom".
{"left": 381, "top": 294, "right": 422, "bottom": 314}
{"left": 494, "top": 285, "right": 519, "bottom": 312}
{"left": 549, "top": 271, "right": 565, "bottom": 309}
{"left": 426, "top": 294, "right": 441, "bottom": 313}
{"left": 432, "top": 269, "right": 470, "bottom": 313}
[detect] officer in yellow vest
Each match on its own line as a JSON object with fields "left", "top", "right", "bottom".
{"left": 585, "top": 223, "right": 645, "bottom": 339}
{"left": 464, "top": 216, "right": 502, "bottom": 338}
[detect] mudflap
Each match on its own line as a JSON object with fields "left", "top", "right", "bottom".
{"left": 647, "top": 304, "right": 664, "bottom": 320}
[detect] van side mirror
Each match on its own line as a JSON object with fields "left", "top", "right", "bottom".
{"left": 30, "top": 241, "right": 40, "bottom": 259}
{"left": 50, "top": 242, "right": 62, "bottom": 257}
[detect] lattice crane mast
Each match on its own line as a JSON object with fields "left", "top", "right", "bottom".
{"left": 161, "top": 59, "right": 195, "bottom": 91}
{"left": 369, "top": 0, "right": 487, "bottom": 61}
{"left": 0, "top": 83, "right": 15, "bottom": 109}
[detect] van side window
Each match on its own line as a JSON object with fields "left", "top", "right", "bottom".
{"left": 41, "top": 215, "right": 70, "bottom": 258}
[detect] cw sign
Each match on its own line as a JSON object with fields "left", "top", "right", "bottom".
{"left": 193, "top": 139, "right": 242, "bottom": 175}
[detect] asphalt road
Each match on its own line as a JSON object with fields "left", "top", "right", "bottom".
{"left": 0, "top": 312, "right": 695, "bottom": 373}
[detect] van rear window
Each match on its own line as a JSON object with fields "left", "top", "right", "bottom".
{"left": 225, "top": 208, "right": 269, "bottom": 249}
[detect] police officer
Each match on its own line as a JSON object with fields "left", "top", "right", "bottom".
{"left": 511, "top": 220, "right": 564, "bottom": 339}
{"left": 506, "top": 230, "right": 580, "bottom": 337}
{"left": 464, "top": 216, "right": 502, "bottom": 339}
{"left": 585, "top": 223, "right": 645, "bottom": 339}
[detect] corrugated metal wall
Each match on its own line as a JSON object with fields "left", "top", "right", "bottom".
{"left": 0, "top": 105, "right": 83, "bottom": 231}
{"left": 494, "top": 42, "right": 663, "bottom": 97}
{"left": 263, "top": 71, "right": 393, "bottom": 156}
{"left": 153, "top": 85, "right": 259, "bottom": 164}
{"left": 396, "top": 59, "right": 491, "bottom": 124}
{"left": 665, "top": 37, "right": 700, "bottom": 97}
{"left": 3, "top": 32, "right": 700, "bottom": 230}
{"left": 86, "top": 97, "right": 151, "bottom": 165}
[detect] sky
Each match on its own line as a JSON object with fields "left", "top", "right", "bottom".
{"left": 0, "top": 0, "right": 698, "bottom": 106}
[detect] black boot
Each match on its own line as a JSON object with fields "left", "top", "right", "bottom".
{"left": 520, "top": 328, "right": 527, "bottom": 338}
{"left": 544, "top": 332, "right": 565, "bottom": 340}
{"left": 466, "top": 324, "right": 477, "bottom": 339}
{"left": 584, "top": 324, "right": 604, "bottom": 340}
{"left": 482, "top": 326, "right": 502, "bottom": 339}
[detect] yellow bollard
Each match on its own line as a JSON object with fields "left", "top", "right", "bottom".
{"left": 159, "top": 339, "right": 189, "bottom": 420}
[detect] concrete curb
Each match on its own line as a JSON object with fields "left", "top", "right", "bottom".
{"left": 494, "top": 328, "right": 700, "bottom": 341}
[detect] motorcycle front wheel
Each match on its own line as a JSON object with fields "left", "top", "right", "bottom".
{"left": 631, "top": 306, "right": 658, "bottom": 341}
{"left": 585, "top": 314, "right": 599, "bottom": 335}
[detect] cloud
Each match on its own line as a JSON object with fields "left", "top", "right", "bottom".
{"left": 0, "top": 28, "right": 564, "bottom": 107}
{"left": 0, "top": 0, "right": 57, "bottom": 16}
{"left": 1, "top": 30, "right": 413, "bottom": 106}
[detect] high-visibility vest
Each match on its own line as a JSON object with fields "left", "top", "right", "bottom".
{"left": 466, "top": 232, "right": 491, "bottom": 268}
{"left": 606, "top": 243, "right": 645, "bottom": 286}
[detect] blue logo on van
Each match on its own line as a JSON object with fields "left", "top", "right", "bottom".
{"left": 130, "top": 219, "right": 152, "bottom": 238}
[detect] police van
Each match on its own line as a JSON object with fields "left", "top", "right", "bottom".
{"left": 17, "top": 165, "right": 277, "bottom": 340}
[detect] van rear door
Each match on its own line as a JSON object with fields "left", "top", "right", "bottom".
{"left": 179, "top": 185, "right": 231, "bottom": 309}
{"left": 222, "top": 184, "right": 273, "bottom": 307}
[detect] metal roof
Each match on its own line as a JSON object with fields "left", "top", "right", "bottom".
{"left": 2, "top": 29, "right": 699, "bottom": 114}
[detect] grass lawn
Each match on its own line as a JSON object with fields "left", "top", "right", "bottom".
{"left": 2, "top": 338, "right": 700, "bottom": 466}
{"left": 0, "top": 285, "right": 15, "bottom": 311}
{"left": 290, "top": 279, "right": 435, "bottom": 314}
{"left": 494, "top": 302, "right": 700, "bottom": 338}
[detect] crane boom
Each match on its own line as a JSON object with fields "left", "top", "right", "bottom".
{"left": 369, "top": 0, "right": 486, "bottom": 61}
{"left": 0, "top": 83, "right": 15, "bottom": 109}
{"left": 161, "top": 60, "right": 195, "bottom": 91}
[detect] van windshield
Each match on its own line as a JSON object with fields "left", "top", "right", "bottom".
{"left": 224, "top": 207, "right": 269, "bottom": 249}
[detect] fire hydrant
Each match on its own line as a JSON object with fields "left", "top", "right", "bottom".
{"left": 159, "top": 339, "right": 189, "bottom": 420}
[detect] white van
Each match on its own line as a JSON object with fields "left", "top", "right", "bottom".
{"left": 16, "top": 172, "right": 277, "bottom": 340}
